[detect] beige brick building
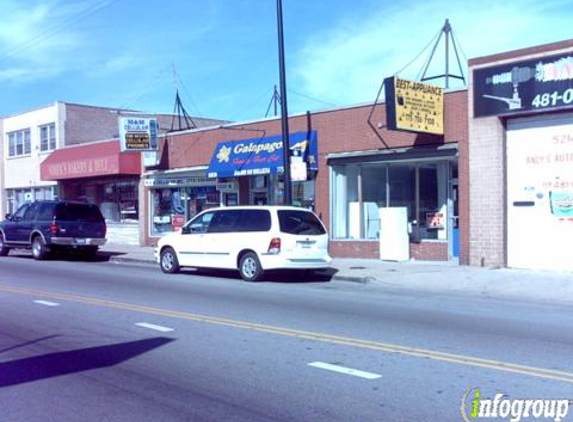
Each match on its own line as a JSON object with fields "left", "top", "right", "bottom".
{"left": 468, "top": 40, "right": 573, "bottom": 270}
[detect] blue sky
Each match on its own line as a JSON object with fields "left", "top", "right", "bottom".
{"left": 1, "top": 0, "right": 572, "bottom": 122}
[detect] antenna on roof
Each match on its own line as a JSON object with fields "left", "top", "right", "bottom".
{"left": 169, "top": 63, "right": 197, "bottom": 132}
{"left": 264, "top": 85, "right": 282, "bottom": 117}
{"left": 419, "top": 19, "right": 466, "bottom": 88}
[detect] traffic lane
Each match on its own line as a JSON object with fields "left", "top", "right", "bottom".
{"left": 1, "top": 256, "right": 573, "bottom": 376}
{"left": 0, "top": 291, "right": 571, "bottom": 422}
{"left": 0, "top": 294, "right": 284, "bottom": 422}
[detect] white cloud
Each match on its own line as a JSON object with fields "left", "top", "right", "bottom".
{"left": 0, "top": 0, "right": 114, "bottom": 84}
{"left": 293, "top": 0, "right": 573, "bottom": 106}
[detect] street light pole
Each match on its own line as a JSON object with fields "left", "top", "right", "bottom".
{"left": 276, "top": 0, "right": 292, "bottom": 205}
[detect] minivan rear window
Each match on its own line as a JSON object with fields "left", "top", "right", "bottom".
{"left": 278, "top": 210, "right": 326, "bottom": 235}
{"left": 55, "top": 203, "right": 104, "bottom": 222}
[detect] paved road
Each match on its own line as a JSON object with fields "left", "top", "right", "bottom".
{"left": 0, "top": 253, "right": 572, "bottom": 421}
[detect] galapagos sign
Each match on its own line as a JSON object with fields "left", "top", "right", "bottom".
{"left": 384, "top": 76, "right": 444, "bottom": 135}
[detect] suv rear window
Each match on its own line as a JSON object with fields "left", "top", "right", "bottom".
{"left": 55, "top": 203, "right": 104, "bottom": 222}
{"left": 36, "top": 203, "right": 57, "bottom": 221}
{"left": 278, "top": 210, "right": 326, "bottom": 235}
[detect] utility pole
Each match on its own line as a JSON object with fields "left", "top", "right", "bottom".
{"left": 276, "top": 0, "right": 292, "bottom": 205}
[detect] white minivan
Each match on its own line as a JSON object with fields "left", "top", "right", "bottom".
{"left": 155, "top": 206, "right": 332, "bottom": 281}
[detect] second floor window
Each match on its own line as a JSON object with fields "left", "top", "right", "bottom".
{"left": 40, "top": 123, "right": 56, "bottom": 151}
{"left": 8, "top": 129, "right": 31, "bottom": 157}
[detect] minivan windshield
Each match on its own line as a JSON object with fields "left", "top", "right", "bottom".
{"left": 278, "top": 210, "right": 326, "bottom": 235}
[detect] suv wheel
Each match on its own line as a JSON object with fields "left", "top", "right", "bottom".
{"left": 32, "top": 236, "right": 49, "bottom": 261}
{"left": 160, "top": 247, "right": 180, "bottom": 274}
{"left": 239, "top": 252, "right": 263, "bottom": 282}
{"left": 0, "top": 234, "right": 9, "bottom": 257}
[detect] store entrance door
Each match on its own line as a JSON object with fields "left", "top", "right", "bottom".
{"left": 252, "top": 191, "right": 268, "bottom": 205}
{"left": 450, "top": 178, "right": 459, "bottom": 258}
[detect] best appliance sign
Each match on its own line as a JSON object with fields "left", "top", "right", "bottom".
{"left": 119, "top": 117, "right": 158, "bottom": 152}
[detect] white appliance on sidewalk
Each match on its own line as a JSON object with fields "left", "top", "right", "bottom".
{"left": 379, "top": 207, "right": 410, "bottom": 261}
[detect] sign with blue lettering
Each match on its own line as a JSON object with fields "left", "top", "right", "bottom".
{"left": 207, "top": 131, "right": 318, "bottom": 178}
{"left": 119, "top": 117, "right": 159, "bottom": 152}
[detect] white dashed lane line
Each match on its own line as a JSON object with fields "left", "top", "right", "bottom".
{"left": 134, "top": 322, "right": 175, "bottom": 333}
{"left": 308, "top": 361, "right": 382, "bottom": 379}
{"left": 33, "top": 300, "right": 60, "bottom": 307}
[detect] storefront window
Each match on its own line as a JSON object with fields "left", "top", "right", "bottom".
{"left": 151, "top": 186, "right": 219, "bottom": 235}
{"left": 6, "top": 186, "right": 57, "bottom": 214}
{"left": 293, "top": 178, "right": 316, "bottom": 210}
{"left": 331, "top": 161, "right": 449, "bottom": 241}
{"left": 267, "top": 174, "right": 316, "bottom": 208}
{"left": 389, "top": 164, "right": 416, "bottom": 238}
{"left": 99, "top": 179, "right": 139, "bottom": 223}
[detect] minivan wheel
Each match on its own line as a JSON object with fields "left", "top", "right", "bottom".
{"left": 160, "top": 247, "right": 180, "bottom": 274}
{"left": 32, "top": 236, "right": 49, "bottom": 261}
{"left": 239, "top": 252, "right": 263, "bottom": 282}
{"left": 0, "top": 234, "right": 10, "bottom": 257}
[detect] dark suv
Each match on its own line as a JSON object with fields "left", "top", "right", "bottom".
{"left": 0, "top": 200, "right": 107, "bottom": 260}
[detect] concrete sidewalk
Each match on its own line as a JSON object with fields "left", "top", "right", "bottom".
{"left": 100, "top": 243, "right": 573, "bottom": 306}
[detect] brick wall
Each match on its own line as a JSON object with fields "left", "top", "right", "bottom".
{"left": 329, "top": 241, "right": 379, "bottom": 258}
{"left": 149, "top": 91, "right": 468, "bottom": 260}
{"left": 409, "top": 242, "right": 448, "bottom": 261}
{"left": 329, "top": 240, "right": 447, "bottom": 260}
{"left": 64, "top": 103, "right": 226, "bottom": 146}
{"left": 468, "top": 65, "right": 507, "bottom": 267}
{"left": 64, "top": 104, "right": 124, "bottom": 145}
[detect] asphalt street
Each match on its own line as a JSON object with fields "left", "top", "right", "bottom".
{"left": 0, "top": 253, "right": 572, "bottom": 421}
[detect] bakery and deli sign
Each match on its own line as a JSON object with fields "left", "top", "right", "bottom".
{"left": 384, "top": 76, "right": 444, "bottom": 135}
{"left": 45, "top": 156, "right": 118, "bottom": 179}
{"left": 474, "top": 52, "right": 573, "bottom": 117}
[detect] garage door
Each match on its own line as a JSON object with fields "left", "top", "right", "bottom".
{"left": 507, "top": 113, "right": 573, "bottom": 271}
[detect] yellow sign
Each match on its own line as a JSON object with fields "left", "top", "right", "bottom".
{"left": 385, "top": 77, "right": 444, "bottom": 135}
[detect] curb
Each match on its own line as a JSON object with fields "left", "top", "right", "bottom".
{"left": 107, "top": 255, "right": 369, "bottom": 283}
{"left": 108, "top": 256, "right": 156, "bottom": 266}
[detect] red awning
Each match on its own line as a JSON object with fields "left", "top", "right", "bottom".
{"left": 41, "top": 140, "right": 141, "bottom": 181}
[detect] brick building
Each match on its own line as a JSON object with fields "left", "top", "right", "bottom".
{"left": 469, "top": 39, "right": 573, "bottom": 271}
{"left": 1, "top": 101, "right": 224, "bottom": 244}
{"left": 142, "top": 89, "right": 468, "bottom": 262}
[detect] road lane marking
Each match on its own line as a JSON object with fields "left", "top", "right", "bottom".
{"left": 135, "top": 322, "right": 174, "bottom": 332}
{"left": 308, "top": 362, "right": 381, "bottom": 379}
{"left": 2, "top": 284, "right": 573, "bottom": 384}
{"left": 33, "top": 300, "right": 60, "bottom": 307}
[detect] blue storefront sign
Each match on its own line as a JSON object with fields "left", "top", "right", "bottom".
{"left": 207, "top": 131, "right": 318, "bottom": 178}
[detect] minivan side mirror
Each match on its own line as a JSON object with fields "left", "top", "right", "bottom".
{"left": 181, "top": 225, "right": 191, "bottom": 235}
{"left": 5, "top": 213, "right": 12, "bottom": 221}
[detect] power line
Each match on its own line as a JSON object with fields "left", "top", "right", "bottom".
{"left": 0, "top": 0, "right": 122, "bottom": 65}
{"left": 120, "top": 65, "right": 172, "bottom": 110}
{"left": 395, "top": 25, "right": 443, "bottom": 77}
{"left": 287, "top": 89, "right": 338, "bottom": 108}
{"left": 228, "top": 88, "right": 272, "bottom": 121}
{"left": 176, "top": 74, "right": 205, "bottom": 119}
